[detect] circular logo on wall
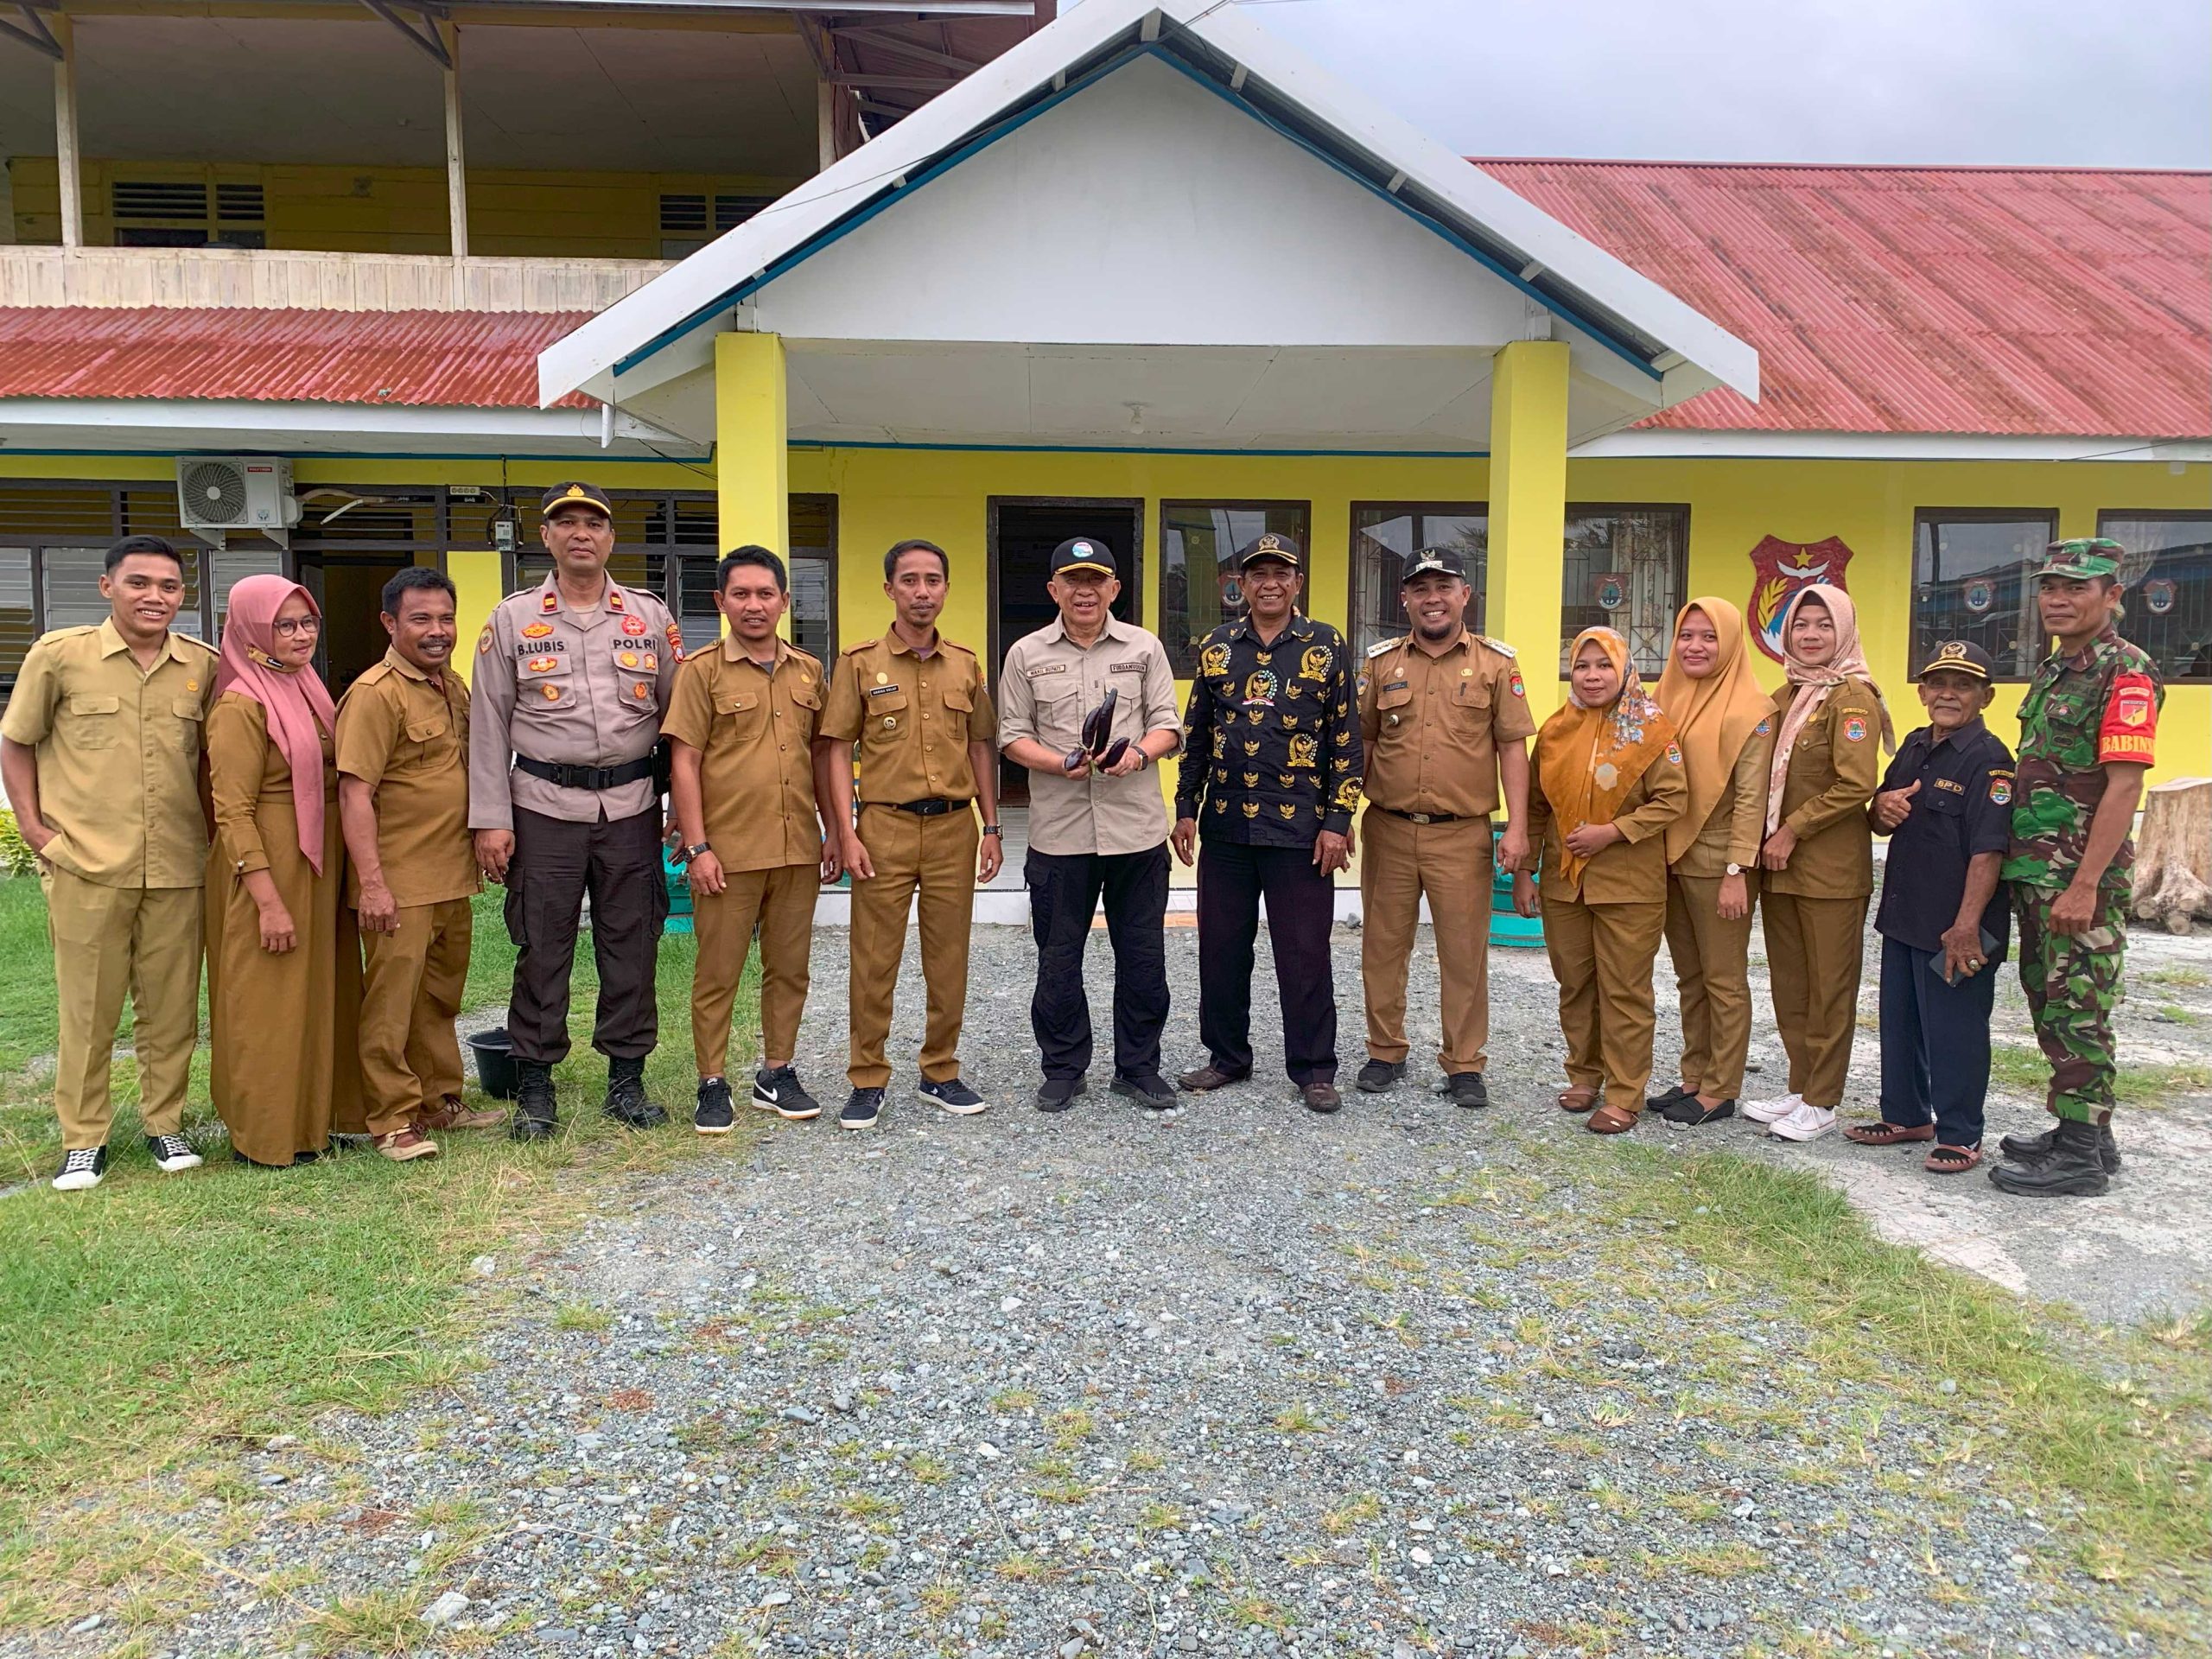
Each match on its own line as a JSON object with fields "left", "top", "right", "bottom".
{"left": 2143, "top": 577, "right": 2177, "bottom": 616}
{"left": 1593, "top": 573, "right": 1628, "bottom": 612}
{"left": 1962, "top": 577, "right": 1996, "bottom": 614}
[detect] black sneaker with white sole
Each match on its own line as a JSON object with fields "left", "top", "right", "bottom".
{"left": 753, "top": 1065, "right": 823, "bottom": 1121}
{"left": 53, "top": 1145, "right": 107, "bottom": 1192}
{"left": 918, "top": 1077, "right": 988, "bottom": 1116}
{"left": 840, "top": 1087, "right": 884, "bottom": 1130}
{"left": 146, "top": 1133, "right": 203, "bottom": 1173}
{"left": 694, "top": 1077, "right": 736, "bottom": 1135}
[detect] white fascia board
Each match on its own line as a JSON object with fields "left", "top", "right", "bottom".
{"left": 537, "top": 0, "right": 1161, "bottom": 408}
{"left": 1178, "top": 1, "right": 1758, "bottom": 404}
{"left": 0, "top": 398, "right": 708, "bottom": 457}
{"left": 1569, "top": 429, "right": 2210, "bottom": 462}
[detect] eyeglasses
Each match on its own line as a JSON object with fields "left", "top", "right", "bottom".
{"left": 271, "top": 616, "right": 322, "bottom": 639}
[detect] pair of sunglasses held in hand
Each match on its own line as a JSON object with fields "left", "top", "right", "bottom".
{"left": 1064, "top": 688, "right": 1132, "bottom": 772}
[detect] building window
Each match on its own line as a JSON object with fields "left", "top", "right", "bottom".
{"left": 790, "top": 495, "right": 837, "bottom": 664}
{"left": 1559, "top": 505, "right": 1688, "bottom": 677}
{"left": 2098, "top": 511, "right": 2212, "bottom": 684}
{"left": 111, "top": 174, "right": 265, "bottom": 249}
{"left": 1349, "top": 504, "right": 1487, "bottom": 659}
{"left": 1160, "top": 501, "right": 1310, "bottom": 678}
{"left": 1911, "top": 510, "right": 2059, "bottom": 681}
{"left": 0, "top": 483, "right": 210, "bottom": 686}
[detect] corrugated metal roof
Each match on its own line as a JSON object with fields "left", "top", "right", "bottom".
{"left": 0, "top": 308, "right": 599, "bottom": 410}
{"left": 1478, "top": 161, "right": 2211, "bottom": 438}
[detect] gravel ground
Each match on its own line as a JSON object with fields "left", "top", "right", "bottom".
{"left": 26, "top": 918, "right": 2206, "bottom": 1659}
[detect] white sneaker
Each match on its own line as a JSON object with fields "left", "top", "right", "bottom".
{"left": 1769, "top": 1102, "right": 1838, "bottom": 1142}
{"left": 146, "top": 1133, "right": 203, "bottom": 1173}
{"left": 52, "top": 1146, "right": 107, "bottom": 1191}
{"left": 1742, "top": 1090, "right": 1804, "bottom": 1125}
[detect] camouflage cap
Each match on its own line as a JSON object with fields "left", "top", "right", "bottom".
{"left": 2034, "top": 537, "right": 2126, "bottom": 582}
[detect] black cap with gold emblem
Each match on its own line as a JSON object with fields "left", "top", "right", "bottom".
{"left": 1916, "top": 639, "right": 1995, "bottom": 683}
{"left": 1050, "top": 537, "right": 1117, "bottom": 578}
{"left": 539, "top": 480, "right": 614, "bottom": 518}
{"left": 1402, "top": 546, "right": 1469, "bottom": 583}
{"left": 1236, "top": 531, "right": 1302, "bottom": 571}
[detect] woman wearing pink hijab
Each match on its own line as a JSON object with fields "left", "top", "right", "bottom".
{"left": 205, "top": 575, "right": 364, "bottom": 1166}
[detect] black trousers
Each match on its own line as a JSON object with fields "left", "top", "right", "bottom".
{"left": 1878, "top": 932, "right": 1997, "bottom": 1147}
{"left": 1195, "top": 837, "right": 1338, "bottom": 1084}
{"left": 1026, "top": 843, "right": 1171, "bottom": 1082}
{"left": 505, "top": 806, "right": 668, "bottom": 1066}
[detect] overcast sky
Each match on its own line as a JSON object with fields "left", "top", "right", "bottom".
{"left": 1109, "top": 0, "right": 2211, "bottom": 167}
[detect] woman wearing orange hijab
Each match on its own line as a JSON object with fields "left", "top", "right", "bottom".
{"left": 1746, "top": 584, "right": 1892, "bottom": 1143}
{"left": 1649, "top": 598, "right": 1777, "bottom": 1128}
{"left": 206, "top": 575, "right": 365, "bottom": 1166}
{"left": 1514, "top": 627, "right": 1688, "bottom": 1134}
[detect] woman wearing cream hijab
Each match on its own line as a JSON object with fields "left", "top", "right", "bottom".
{"left": 1514, "top": 627, "right": 1688, "bottom": 1135}
{"left": 1649, "top": 598, "right": 1777, "bottom": 1128}
{"left": 1748, "top": 585, "right": 1892, "bottom": 1142}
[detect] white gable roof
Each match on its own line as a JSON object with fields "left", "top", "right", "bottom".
{"left": 537, "top": 0, "right": 1757, "bottom": 413}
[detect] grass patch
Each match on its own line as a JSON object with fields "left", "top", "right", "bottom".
{"left": 2139, "top": 965, "right": 2209, "bottom": 990}
{"left": 1991, "top": 1042, "right": 2212, "bottom": 1109}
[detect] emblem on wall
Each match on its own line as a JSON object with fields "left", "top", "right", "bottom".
{"left": 1747, "top": 536, "right": 1856, "bottom": 663}
{"left": 1962, "top": 577, "right": 1996, "bottom": 615}
{"left": 2143, "top": 577, "right": 2177, "bottom": 616}
{"left": 1592, "top": 572, "right": 1629, "bottom": 612}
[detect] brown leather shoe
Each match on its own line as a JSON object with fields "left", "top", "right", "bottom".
{"left": 417, "top": 1097, "right": 504, "bottom": 1132}
{"left": 1175, "top": 1064, "right": 1249, "bottom": 1093}
{"left": 1300, "top": 1082, "right": 1343, "bottom": 1114}
{"left": 374, "top": 1126, "right": 440, "bottom": 1163}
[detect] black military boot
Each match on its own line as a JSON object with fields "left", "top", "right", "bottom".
{"left": 1987, "top": 1118, "right": 2109, "bottom": 1198}
{"left": 509, "top": 1061, "right": 558, "bottom": 1142}
{"left": 601, "top": 1055, "right": 667, "bottom": 1129}
{"left": 1998, "top": 1122, "right": 2121, "bottom": 1173}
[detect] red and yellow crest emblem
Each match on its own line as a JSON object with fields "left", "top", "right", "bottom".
{"left": 1748, "top": 536, "right": 1855, "bottom": 664}
{"left": 521, "top": 620, "right": 554, "bottom": 639}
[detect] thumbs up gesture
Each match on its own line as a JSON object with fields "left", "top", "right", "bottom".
{"left": 1872, "top": 778, "right": 1919, "bottom": 832}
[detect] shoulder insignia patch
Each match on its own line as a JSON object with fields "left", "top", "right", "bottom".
{"left": 1754, "top": 716, "right": 1771, "bottom": 735}
{"left": 1366, "top": 637, "right": 1402, "bottom": 659}
{"left": 1990, "top": 773, "right": 2012, "bottom": 806}
{"left": 540, "top": 590, "right": 559, "bottom": 613}
{"left": 1665, "top": 741, "right": 1682, "bottom": 766}
{"left": 665, "top": 622, "right": 685, "bottom": 661}
{"left": 1509, "top": 670, "right": 1527, "bottom": 699}
{"left": 1842, "top": 715, "right": 1868, "bottom": 743}
{"left": 607, "top": 588, "right": 626, "bottom": 613}
{"left": 172, "top": 632, "right": 218, "bottom": 655}
{"left": 1481, "top": 635, "right": 1518, "bottom": 658}
{"left": 842, "top": 638, "right": 879, "bottom": 658}
{"left": 476, "top": 626, "right": 493, "bottom": 656}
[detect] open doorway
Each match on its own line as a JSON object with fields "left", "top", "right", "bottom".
{"left": 988, "top": 498, "right": 1143, "bottom": 805}
{"left": 296, "top": 553, "right": 412, "bottom": 695}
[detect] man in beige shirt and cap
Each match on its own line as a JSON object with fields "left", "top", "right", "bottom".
{"left": 998, "top": 537, "right": 1182, "bottom": 1113}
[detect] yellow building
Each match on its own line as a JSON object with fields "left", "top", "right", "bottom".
{"left": 3, "top": 0, "right": 2206, "bottom": 836}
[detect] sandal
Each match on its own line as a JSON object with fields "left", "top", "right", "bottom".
{"left": 1924, "top": 1143, "right": 1982, "bottom": 1173}
{"left": 1556, "top": 1088, "right": 1599, "bottom": 1115}
{"left": 1843, "top": 1122, "right": 1936, "bottom": 1147}
{"left": 1586, "top": 1104, "right": 1638, "bottom": 1135}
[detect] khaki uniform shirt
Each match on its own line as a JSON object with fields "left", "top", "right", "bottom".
{"left": 996, "top": 615, "right": 1180, "bottom": 856}
{"left": 1, "top": 620, "right": 219, "bottom": 889}
{"left": 467, "top": 575, "right": 679, "bottom": 829}
{"left": 1671, "top": 716, "right": 1777, "bottom": 878}
{"left": 334, "top": 647, "right": 477, "bottom": 908}
{"left": 1767, "top": 677, "right": 1883, "bottom": 899}
{"left": 662, "top": 635, "right": 827, "bottom": 870}
{"left": 1527, "top": 745, "right": 1690, "bottom": 905}
{"left": 1357, "top": 630, "right": 1536, "bottom": 817}
{"left": 821, "top": 627, "right": 997, "bottom": 806}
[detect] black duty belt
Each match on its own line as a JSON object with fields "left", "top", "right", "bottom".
{"left": 515, "top": 754, "right": 656, "bottom": 791}
{"left": 1374, "top": 805, "right": 1482, "bottom": 825}
{"left": 887, "top": 798, "right": 953, "bottom": 816}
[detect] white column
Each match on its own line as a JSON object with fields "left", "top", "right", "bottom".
{"left": 442, "top": 20, "right": 468, "bottom": 258}
{"left": 53, "top": 13, "right": 81, "bottom": 250}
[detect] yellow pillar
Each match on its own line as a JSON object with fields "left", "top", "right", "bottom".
{"left": 447, "top": 550, "right": 505, "bottom": 684}
{"left": 715, "top": 330, "right": 789, "bottom": 558}
{"left": 1487, "top": 339, "right": 1570, "bottom": 722}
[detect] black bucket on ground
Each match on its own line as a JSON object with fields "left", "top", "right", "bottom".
{"left": 467, "top": 1027, "right": 519, "bottom": 1099}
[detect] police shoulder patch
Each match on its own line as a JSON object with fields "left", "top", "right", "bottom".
{"left": 476, "top": 626, "right": 494, "bottom": 656}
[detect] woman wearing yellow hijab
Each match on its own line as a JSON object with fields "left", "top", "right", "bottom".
{"left": 1649, "top": 598, "right": 1777, "bottom": 1128}
{"left": 1514, "top": 627, "right": 1688, "bottom": 1134}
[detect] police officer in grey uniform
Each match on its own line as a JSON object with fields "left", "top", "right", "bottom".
{"left": 469, "top": 482, "right": 681, "bottom": 1137}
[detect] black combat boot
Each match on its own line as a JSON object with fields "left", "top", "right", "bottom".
{"left": 1987, "top": 1118, "right": 2109, "bottom": 1198}
{"left": 509, "top": 1061, "right": 558, "bottom": 1142}
{"left": 601, "top": 1055, "right": 667, "bottom": 1129}
{"left": 1998, "top": 1121, "right": 2120, "bottom": 1173}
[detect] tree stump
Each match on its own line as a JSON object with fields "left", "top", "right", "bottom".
{"left": 2133, "top": 777, "right": 2212, "bottom": 935}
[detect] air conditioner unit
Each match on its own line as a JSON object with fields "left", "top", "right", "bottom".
{"left": 175, "top": 456, "right": 301, "bottom": 548}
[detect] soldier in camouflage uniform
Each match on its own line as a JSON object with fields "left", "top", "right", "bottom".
{"left": 1989, "top": 539, "right": 2162, "bottom": 1198}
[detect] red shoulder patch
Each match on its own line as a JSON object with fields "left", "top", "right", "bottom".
{"left": 2099, "top": 671, "right": 2158, "bottom": 762}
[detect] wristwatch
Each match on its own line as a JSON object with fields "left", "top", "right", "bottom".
{"left": 1725, "top": 861, "right": 1744, "bottom": 876}
{"left": 981, "top": 824, "right": 1003, "bottom": 838}
{"left": 681, "top": 842, "right": 713, "bottom": 864}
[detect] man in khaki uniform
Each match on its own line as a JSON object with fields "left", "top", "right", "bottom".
{"left": 665, "top": 546, "right": 837, "bottom": 1135}
{"left": 821, "top": 538, "right": 1001, "bottom": 1129}
{"left": 1355, "top": 547, "right": 1535, "bottom": 1109}
{"left": 468, "top": 481, "right": 681, "bottom": 1139}
{"left": 0, "top": 535, "right": 218, "bottom": 1190}
{"left": 335, "top": 566, "right": 498, "bottom": 1165}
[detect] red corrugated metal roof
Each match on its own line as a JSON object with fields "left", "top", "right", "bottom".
{"left": 1478, "top": 161, "right": 2212, "bottom": 438}
{"left": 0, "top": 307, "right": 597, "bottom": 410}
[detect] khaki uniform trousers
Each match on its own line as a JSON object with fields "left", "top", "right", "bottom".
{"left": 358, "top": 898, "right": 472, "bottom": 1138}
{"left": 692, "top": 862, "right": 819, "bottom": 1079}
{"left": 44, "top": 867, "right": 203, "bottom": 1148}
{"left": 1541, "top": 893, "right": 1666, "bottom": 1117}
{"left": 849, "top": 804, "right": 978, "bottom": 1090}
{"left": 1663, "top": 871, "right": 1760, "bottom": 1101}
{"left": 1359, "top": 809, "right": 1492, "bottom": 1074}
{"left": 1761, "top": 892, "right": 1868, "bottom": 1109}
